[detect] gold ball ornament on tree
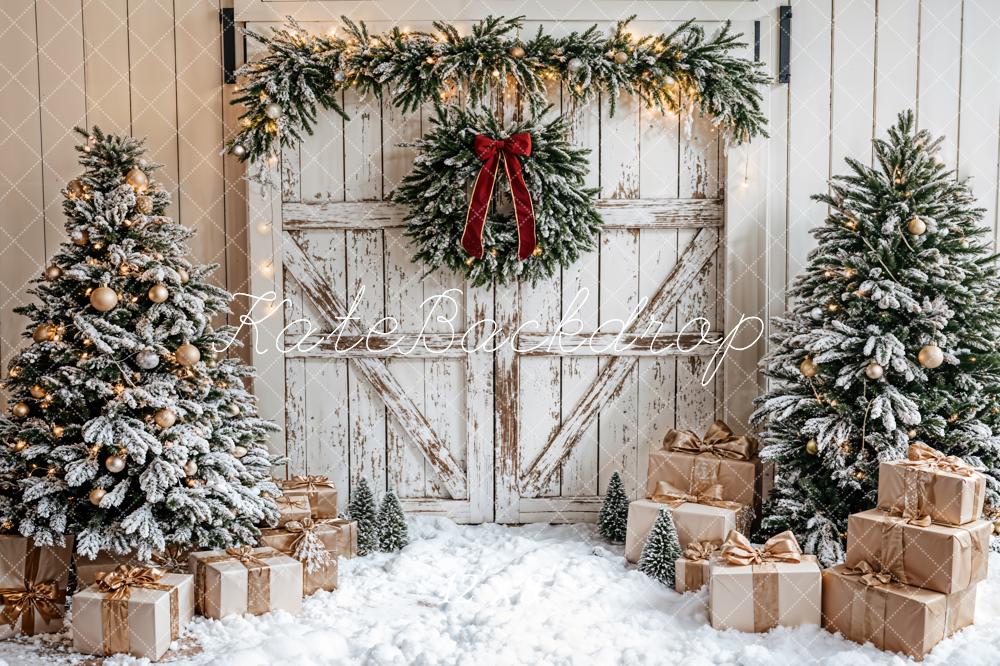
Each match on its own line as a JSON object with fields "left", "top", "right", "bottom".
{"left": 177, "top": 268, "right": 190, "bottom": 284}
{"left": 613, "top": 50, "right": 629, "bottom": 64}
{"left": 799, "top": 356, "right": 818, "bottom": 378}
{"left": 907, "top": 216, "right": 927, "bottom": 236}
{"left": 232, "top": 445, "right": 247, "bottom": 458}
{"left": 226, "top": 404, "right": 240, "bottom": 416}
{"left": 231, "top": 144, "right": 247, "bottom": 159}
{"left": 183, "top": 460, "right": 198, "bottom": 476}
{"left": 105, "top": 455, "right": 126, "bottom": 473}
{"left": 175, "top": 343, "right": 201, "bottom": 367}
{"left": 90, "top": 286, "right": 119, "bottom": 312}
{"left": 11, "top": 403, "right": 29, "bottom": 418}
{"left": 135, "top": 195, "right": 154, "bottom": 215}
{"left": 71, "top": 229, "right": 90, "bottom": 246}
{"left": 148, "top": 283, "right": 169, "bottom": 303}
{"left": 805, "top": 438, "right": 819, "bottom": 455}
{"left": 44, "top": 265, "right": 62, "bottom": 281}
{"left": 29, "top": 385, "right": 46, "bottom": 399}
{"left": 918, "top": 344, "right": 944, "bottom": 369}
{"left": 66, "top": 179, "right": 85, "bottom": 199}
{"left": 125, "top": 168, "right": 149, "bottom": 192}
{"left": 509, "top": 45, "right": 525, "bottom": 58}
{"left": 864, "top": 362, "right": 884, "bottom": 380}
{"left": 89, "top": 487, "right": 106, "bottom": 506}
{"left": 154, "top": 408, "right": 177, "bottom": 429}
{"left": 33, "top": 323, "right": 54, "bottom": 343}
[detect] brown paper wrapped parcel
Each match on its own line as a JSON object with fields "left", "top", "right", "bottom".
{"left": 708, "top": 531, "right": 821, "bottom": 632}
{"left": 72, "top": 565, "right": 194, "bottom": 661}
{"left": 189, "top": 546, "right": 302, "bottom": 619}
{"left": 822, "top": 562, "right": 976, "bottom": 661}
{"left": 674, "top": 541, "right": 717, "bottom": 593}
{"left": 876, "top": 442, "right": 985, "bottom": 527}
{"left": 280, "top": 475, "right": 338, "bottom": 520}
{"left": 75, "top": 550, "right": 139, "bottom": 587}
{"left": 647, "top": 421, "right": 774, "bottom": 514}
{"left": 328, "top": 518, "right": 358, "bottom": 559}
{"left": 272, "top": 492, "right": 312, "bottom": 528}
{"left": 624, "top": 482, "right": 751, "bottom": 563}
{"left": 259, "top": 518, "right": 340, "bottom": 595}
{"left": 0, "top": 535, "right": 72, "bottom": 637}
{"left": 845, "top": 508, "right": 990, "bottom": 594}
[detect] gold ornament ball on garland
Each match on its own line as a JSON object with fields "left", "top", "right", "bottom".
{"left": 71, "top": 229, "right": 89, "bottom": 246}
{"left": 29, "top": 385, "right": 46, "bottom": 399}
{"left": 907, "top": 216, "right": 927, "bottom": 236}
{"left": 154, "top": 407, "right": 177, "bottom": 428}
{"left": 125, "top": 168, "right": 149, "bottom": 192}
{"left": 918, "top": 344, "right": 944, "bottom": 369}
{"left": 799, "top": 356, "right": 818, "bottom": 378}
{"left": 613, "top": 50, "right": 629, "bottom": 64}
{"left": 135, "top": 195, "right": 154, "bottom": 215}
{"left": 175, "top": 343, "right": 201, "bottom": 367}
{"left": 148, "top": 283, "right": 169, "bottom": 303}
{"left": 11, "top": 402, "right": 29, "bottom": 418}
{"left": 90, "top": 286, "right": 119, "bottom": 312}
{"left": 509, "top": 45, "right": 525, "bottom": 58}
{"left": 105, "top": 455, "right": 126, "bottom": 473}
{"left": 33, "top": 323, "right": 54, "bottom": 343}
{"left": 44, "top": 265, "right": 62, "bottom": 281}
{"left": 805, "top": 438, "right": 819, "bottom": 455}
{"left": 88, "top": 487, "right": 106, "bottom": 506}
{"left": 864, "top": 362, "right": 884, "bottom": 380}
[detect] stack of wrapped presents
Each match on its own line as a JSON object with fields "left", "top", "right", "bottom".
{"left": 0, "top": 474, "right": 358, "bottom": 661}
{"left": 625, "top": 420, "right": 773, "bottom": 580}
{"left": 822, "top": 442, "right": 988, "bottom": 660}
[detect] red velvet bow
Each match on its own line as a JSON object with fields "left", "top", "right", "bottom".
{"left": 461, "top": 132, "right": 537, "bottom": 261}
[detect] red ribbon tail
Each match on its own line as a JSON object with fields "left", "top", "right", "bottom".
{"left": 503, "top": 153, "right": 537, "bottom": 260}
{"left": 462, "top": 154, "right": 500, "bottom": 259}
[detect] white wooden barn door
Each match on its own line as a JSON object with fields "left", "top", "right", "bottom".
{"left": 243, "top": 8, "right": 770, "bottom": 523}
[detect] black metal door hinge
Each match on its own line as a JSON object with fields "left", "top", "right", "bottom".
{"left": 221, "top": 8, "right": 236, "bottom": 84}
{"left": 779, "top": 5, "right": 792, "bottom": 83}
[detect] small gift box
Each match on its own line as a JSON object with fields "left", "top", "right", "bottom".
{"left": 75, "top": 550, "right": 139, "bottom": 587}
{"left": 280, "top": 475, "right": 338, "bottom": 520}
{"left": 674, "top": 541, "right": 717, "bottom": 593}
{"left": 876, "top": 442, "right": 985, "bottom": 527}
{"left": 647, "top": 421, "right": 774, "bottom": 514}
{"left": 0, "top": 535, "right": 72, "bottom": 637}
{"left": 822, "top": 562, "right": 976, "bottom": 661}
{"left": 259, "top": 518, "right": 339, "bottom": 595}
{"left": 272, "top": 493, "right": 312, "bottom": 528}
{"left": 326, "top": 518, "right": 358, "bottom": 559}
{"left": 142, "top": 545, "right": 192, "bottom": 575}
{"left": 188, "top": 546, "right": 302, "bottom": 619}
{"left": 846, "top": 509, "right": 990, "bottom": 594}
{"left": 708, "top": 531, "right": 822, "bottom": 632}
{"left": 72, "top": 565, "right": 194, "bottom": 661}
{"left": 624, "top": 486, "right": 751, "bottom": 564}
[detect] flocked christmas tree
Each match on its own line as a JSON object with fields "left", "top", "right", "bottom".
{"left": 597, "top": 471, "right": 629, "bottom": 542}
{"left": 348, "top": 477, "right": 379, "bottom": 556}
{"left": 637, "top": 509, "right": 682, "bottom": 587}
{"left": 377, "top": 491, "right": 409, "bottom": 552}
{"left": 0, "top": 128, "right": 282, "bottom": 560}
{"left": 753, "top": 111, "right": 1000, "bottom": 566}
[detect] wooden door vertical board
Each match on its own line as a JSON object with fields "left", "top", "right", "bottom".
{"left": 298, "top": 95, "right": 344, "bottom": 204}
{"left": 128, "top": 0, "right": 180, "bottom": 220}
{"left": 82, "top": 0, "right": 132, "bottom": 134}
{"left": 283, "top": 266, "right": 308, "bottom": 476}
{"left": 874, "top": 0, "right": 920, "bottom": 139}
{"left": 917, "top": 0, "right": 963, "bottom": 167}
{"left": 764, "top": 11, "right": 790, "bottom": 336}
{"left": 36, "top": 0, "right": 88, "bottom": 258}
{"left": 466, "top": 280, "right": 494, "bottom": 522}
{"left": 956, "top": 0, "right": 1000, "bottom": 238}
{"left": 830, "top": 0, "right": 877, "bottom": 170}
{"left": 0, "top": 0, "right": 45, "bottom": 391}
{"left": 343, "top": 92, "right": 382, "bottom": 202}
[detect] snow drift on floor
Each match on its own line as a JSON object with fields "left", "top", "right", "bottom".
{"left": 1, "top": 517, "right": 998, "bottom": 665}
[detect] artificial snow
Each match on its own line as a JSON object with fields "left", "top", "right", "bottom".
{"left": 2, "top": 516, "right": 1000, "bottom": 665}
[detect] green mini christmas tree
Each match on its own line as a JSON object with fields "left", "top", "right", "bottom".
{"left": 0, "top": 128, "right": 282, "bottom": 559}
{"left": 597, "top": 471, "right": 629, "bottom": 542}
{"left": 378, "top": 491, "right": 409, "bottom": 552}
{"left": 753, "top": 111, "right": 1000, "bottom": 565}
{"left": 348, "top": 477, "right": 379, "bottom": 556}
{"left": 637, "top": 509, "right": 682, "bottom": 587}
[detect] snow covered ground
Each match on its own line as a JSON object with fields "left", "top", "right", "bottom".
{"left": 2, "top": 517, "right": 999, "bottom": 665}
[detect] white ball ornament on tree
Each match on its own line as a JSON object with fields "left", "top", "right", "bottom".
{"left": 183, "top": 460, "right": 198, "bottom": 476}
{"left": 105, "top": 455, "right": 126, "bottom": 473}
{"left": 90, "top": 286, "right": 119, "bottom": 312}
{"left": 231, "top": 144, "right": 247, "bottom": 159}
{"left": 232, "top": 446, "right": 247, "bottom": 459}
{"left": 864, "top": 361, "right": 884, "bottom": 380}
{"left": 175, "top": 342, "right": 201, "bottom": 367}
{"left": 918, "top": 343, "right": 944, "bottom": 369}
{"left": 333, "top": 70, "right": 346, "bottom": 83}
{"left": 567, "top": 57, "right": 584, "bottom": 72}
{"left": 135, "top": 350, "right": 160, "bottom": 370}
{"left": 177, "top": 268, "right": 190, "bottom": 284}
{"left": 613, "top": 50, "right": 629, "bottom": 64}
{"left": 265, "top": 102, "right": 283, "bottom": 119}
{"left": 226, "top": 404, "right": 240, "bottom": 417}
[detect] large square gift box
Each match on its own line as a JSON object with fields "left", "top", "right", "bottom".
{"left": 0, "top": 535, "right": 72, "bottom": 637}
{"left": 624, "top": 482, "right": 752, "bottom": 563}
{"left": 278, "top": 475, "right": 339, "bottom": 520}
{"left": 72, "top": 565, "right": 194, "bottom": 661}
{"left": 259, "top": 518, "right": 345, "bottom": 595}
{"left": 189, "top": 546, "right": 302, "bottom": 619}
{"left": 708, "top": 531, "right": 822, "bottom": 632}
{"left": 845, "top": 508, "right": 990, "bottom": 595}
{"left": 876, "top": 442, "right": 985, "bottom": 527}
{"left": 822, "top": 563, "right": 976, "bottom": 661}
{"left": 647, "top": 422, "right": 774, "bottom": 517}
{"left": 76, "top": 545, "right": 193, "bottom": 586}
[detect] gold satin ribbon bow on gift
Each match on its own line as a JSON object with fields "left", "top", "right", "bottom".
{"left": 663, "top": 420, "right": 758, "bottom": 461}
{"left": 224, "top": 545, "right": 268, "bottom": 568}
{"left": 887, "top": 505, "right": 932, "bottom": 527}
{"left": 284, "top": 518, "right": 333, "bottom": 573}
{"left": 148, "top": 545, "right": 189, "bottom": 574}
{"left": 95, "top": 565, "right": 179, "bottom": 655}
{"left": 283, "top": 475, "right": 335, "bottom": 492}
{"left": 650, "top": 480, "right": 745, "bottom": 513}
{"left": 682, "top": 541, "right": 717, "bottom": 562}
{"left": 845, "top": 560, "right": 897, "bottom": 587}
{"left": 900, "top": 442, "right": 980, "bottom": 477}
{"left": 720, "top": 530, "right": 803, "bottom": 566}
{"left": 0, "top": 580, "right": 62, "bottom": 633}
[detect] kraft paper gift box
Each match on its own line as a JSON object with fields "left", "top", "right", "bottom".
{"left": 323, "top": 518, "right": 358, "bottom": 559}
{"left": 280, "top": 475, "right": 339, "bottom": 520}
{"left": 72, "top": 566, "right": 194, "bottom": 661}
{"left": 188, "top": 546, "right": 302, "bottom": 619}
{"left": 876, "top": 442, "right": 985, "bottom": 527}
{"left": 674, "top": 541, "right": 718, "bottom": 593}
{"left": 259, "top": 518, "right": 340, "bottom": 595}
{"left": 845, "top": 509, "right": 990, "bottom": 594}
{"left": 0, "top": 535, "right": 72, "bottom": 637}
{"left": 75, "top": 550, "right": 139, "bottom": 587}
{"left": 647, "top": 421, "right": 774, "bottom": 517}
{"left": 708, "top": 531, "right": 821, "bottom": 633}
{"left": 272, "top": 492, "right": 312, "bottom": 528}
{"left": 624, "top": 489, "right": 751, "bottom": 564}
{"left": 822, "top": 563, "right": 976, "bottom": 661}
